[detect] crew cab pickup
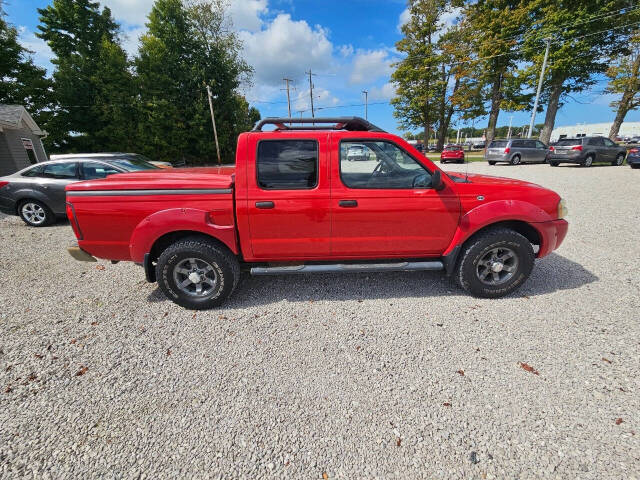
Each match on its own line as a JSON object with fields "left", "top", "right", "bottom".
{"left": 65, "top": 117, "right": 568, "bottom": 310}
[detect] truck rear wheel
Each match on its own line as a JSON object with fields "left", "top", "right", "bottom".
{"left": 156, "top": 236, "right": 240, "bottom": 310}
{"left": 455, "top": 228, "right": 534, "bottom": 298}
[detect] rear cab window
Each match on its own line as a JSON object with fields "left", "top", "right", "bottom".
{"left": 556, "top": 139, "right": 582, "bottom": 146}
{"left": 256, "top": 140, "right": 318, "bottom": 190}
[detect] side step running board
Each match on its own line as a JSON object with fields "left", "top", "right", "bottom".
{"left": 250, "top": 261, "right": 444, "bottom": 276}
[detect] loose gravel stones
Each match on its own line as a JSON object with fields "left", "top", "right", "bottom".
{"left": 1, "top": 163, "right": 639, "bottom": 478}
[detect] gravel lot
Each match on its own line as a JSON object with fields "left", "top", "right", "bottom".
{"left": 1, "top": 162, "right": 639, "bottom": 479}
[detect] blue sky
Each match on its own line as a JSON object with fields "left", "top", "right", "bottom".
{"left": 7, "top": 0, "right": 639, "bottom": 135}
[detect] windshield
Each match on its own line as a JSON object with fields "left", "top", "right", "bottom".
{"left": 556, "top": 139, "right": 582, "bottom": 146}
{"left": 105, "top": 154, "right": 159, "bottom": 171}
{"left": 489, "top": 140, "right": 508, "bottom": 148}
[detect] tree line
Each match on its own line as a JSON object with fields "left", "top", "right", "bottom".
{"left": 392, "top": 0, "right": 640, "bottom": 149}
{"left": 0, "top": 0, "right": 259, "bottom": 164}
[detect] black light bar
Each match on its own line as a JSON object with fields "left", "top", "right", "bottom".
{"left": 251, "top": 116, "right": 385, "bottom": 132}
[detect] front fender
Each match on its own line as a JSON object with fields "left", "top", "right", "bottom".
{"left": 129, "top": 208, "right": 238, "bottom": 263}
{"left": 442, "top": 199, "right": 553, "bottom": 256}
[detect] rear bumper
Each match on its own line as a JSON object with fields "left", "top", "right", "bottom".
{"left": 535, "top": 219, "right": 569, "bottom": 258}
{"left": 547, "top": 154, "right": 583, "bottom": 163}
{"left": 485, "top": 153, "right": 509, "bottom": 162}
{"left": 0, "top": 196, "right": 16, "bottom": 215}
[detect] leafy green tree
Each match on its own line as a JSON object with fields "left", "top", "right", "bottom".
{"left": 136, "top": 0, "right": 257, "bottom": 164}
{"left": 0, "top": 1, "right": 52, "bottom": 124}
{"left": 606, "top": 30, "right": 640, "bottom": 140}
{"left": 465, "top": 0, "right": 531, "bottom": 147}
{"left": 522, "top": 0, "right": 640, "bottom": 144}
{"left": 37, "top": 0, "right": 123, "bottom": 151}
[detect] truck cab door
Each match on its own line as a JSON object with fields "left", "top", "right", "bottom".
{"left": 329, "top": 135, "right": 460, "bottom": 258}
{"left": 244, "top": 134, "right": 331, "bottom": 260}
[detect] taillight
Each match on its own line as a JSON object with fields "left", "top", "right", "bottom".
{"left": 0, "top": 181, "right": 8, "bottom": 189}
{"left": 504, "top": 147, "right": 510, "bottom": 154}
{"left": 571, "top": 145, "right": 583, "bottom": 151}
{"left": 549, "top": 146, "right": 555, "bottom": 152}
{"left": 630, "top": 148, "right": 638, "bottom": 153}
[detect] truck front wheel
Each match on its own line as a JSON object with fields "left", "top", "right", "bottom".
{"left": 455, "top": 228, "right": 534, "bottom": 298}
{"left": 156, "top": 236, "right": 240, "bottom": 310}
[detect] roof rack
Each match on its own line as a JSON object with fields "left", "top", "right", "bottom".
{"left": 251, "top": 116, "right": 385, "bottom": 132}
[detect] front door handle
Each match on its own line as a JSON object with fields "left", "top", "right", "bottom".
{"left": 339, "top": 200, "right": 358, "bottom": 208}
{"left": 255, "top": 201, "right": 274, "bottom": 209}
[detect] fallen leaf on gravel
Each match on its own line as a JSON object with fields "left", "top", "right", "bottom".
{"left": 5, "top": 385, "right": 11, "bottom": 393}
{"left": 91, "top": 322, "right": 98, "bottom": 326}
{"left": 322, "top": 473, "right": 328, "bottom": 480}
{"left": 70, "top": 339, "right": 77, "bottom": 344}
{"left": 96, "top": 265, "right": 105, "bottom": 271}
{"left": 601, "top": 357, "right": 612, "bottom": 364}
{"left": 34, "top": 354, "right": 43, "bottom": 359}
{"left": 443, "top": 402, "right": 452, "bottom": 407}
{"left": 457, "top": 370, "right": 465, "bottom": 376}
{"left": 76, "top": 366, "right": 88, "bottom": 376}
{"left": 518, "top": 362, "right": 539, "bottom": 375}
{"left": 28, "top": 374, "right": 37, "bottom": 382}
{"left": 355, "top": 346, "right": 361, "bottom": 351}
{"left": 615, "top": 418, "right": 623, "bottom": 425}
{"left": 166, "top": 349, "right": 171, "bottom": 356}
{"left": 396, "top": 438, "right": 402, "bottom": 447}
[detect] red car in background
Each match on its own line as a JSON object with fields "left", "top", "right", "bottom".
{"left": 440, "top": 144, "right": 465, "bottom": 164}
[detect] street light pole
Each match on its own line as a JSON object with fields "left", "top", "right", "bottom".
{"left": 528, "top": 37, "right": 552, "bottom": 138}
{"left": 206, "top": 84, "right": 222, "bottom": 165}
{"left": 362, "top": 90, "right": 368, "bottom": 120}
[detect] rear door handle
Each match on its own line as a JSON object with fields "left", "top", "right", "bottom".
{"left": 339, "top": 200, "right": 358, "bottom": 208}
{"left": 255, "top": 201, "right": 274, "bottom": 209}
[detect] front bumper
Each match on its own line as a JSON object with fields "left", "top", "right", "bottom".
{"left": 535, "top": 219, "right": 569, "bottom": 258}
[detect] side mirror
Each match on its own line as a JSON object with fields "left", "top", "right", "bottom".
{"left": 431, "top": 170, "right": 445, "bottom": 191}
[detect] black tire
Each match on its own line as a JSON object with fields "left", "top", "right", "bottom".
{"left": 488, "top": 161, "right": 496, "bottom": 166}
{"left": 612, "top": 154, "right": 625, "bottom": 166}
{"left": 549, "top": 161, "right": 559, "bottom": 167}
{"left": 455, "top": 228, "right": 535, "bottom": 298}
{"left": 458, "top": 159, "right": 465, "bottom": 164}
{"left": 631, "top": 164, "right": 640, "bottom": 169}
{"left": 582, "top": 154, "right": 594, "bottom": 167}
{"left": 17, "top": 199, "right": 54, "bottom": 227}
{"left": 510, "top": 155, "right": 521, "bottom": 165}
{"left": 156, "top": 236, "right": 240, "bottom": 310}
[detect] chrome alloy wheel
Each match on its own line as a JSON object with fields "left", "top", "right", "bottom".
{"left": 172, "top": 258, "right": 219, "bottom": 297}
{"left": 22, "top": 202, "right": 47, "bottom": 225}
{"left": 476, "top": 247, "right": 519, "bottom": 286}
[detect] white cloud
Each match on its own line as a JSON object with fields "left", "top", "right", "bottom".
{"left": 397, "top": 7, "right": 410, "bottom": 32}
{"left": 369, "top": 82, "right": 396, "bottom": 101}
{"left": 17, "top": 26, "right": 55, "bottom": 73}
{"left": 101, "top": 0, "right": 155, "bottom": 26}
{"left": 349, "top": 49, "right": 394, "bottom": 85}
{"left": 339, "top": 44, "right": 354, "bottom": 57}
{"left": 240, "top": 13, "right": 333, "bottom": 87}
{"left": 228, "top": 0, "right": 268, "bottom": 32}
{"left": 293, "top": 87, "right": 339, "bottom": 113}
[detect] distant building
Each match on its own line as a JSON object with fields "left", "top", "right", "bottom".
{"left": 0, "top": 105, "right": 48, "bottom": 176}
{"left": 550, "top": 122, "right": 640, "bottom": 142}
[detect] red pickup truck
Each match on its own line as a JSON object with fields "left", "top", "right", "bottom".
{"left": 65, "top": 117, "right": 568, "bottom": 310}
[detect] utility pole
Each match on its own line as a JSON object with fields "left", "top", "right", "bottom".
{"left": 507, "top": 115, "right": 513, "bottom": 139}
{"left": 306, "top": 69, "right": 315, "bottom": 118}
{"left": 282, "top": 78, "right": 293, "bottom": 119}
{"left": 206, "top": 84, "right": 221, "bottom": 165}
{"left": 528, "top": 37, "right": 552, "bottom": 138}
{"left": 362, "top": 90, "right": 368, "bottom": 120}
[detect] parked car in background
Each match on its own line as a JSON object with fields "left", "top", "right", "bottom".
{"left": 485, "top": 139, "right": 548, "bottom": 165}
{"left": 473, "top": 142, "right": 486, "bottom": 149}
{"left": 547, "top": 136, "right": 627, "bottom": 167}
{"left": 440, "top": 144, "right": 465, "bottom": 163}
{"left": 346, "top": 144, "right": 368, "bottom": 161}
{"left": 627, "top": 147, "right": 640, "bottom": 169}
{"left": 625, "top": 136, "right": 640, "bottom": 145}
{"left": 149, "top": 160, "right": 173, "bottom": 168}
{"left": 0, "top": 154, "right": 158, "bottom": 227}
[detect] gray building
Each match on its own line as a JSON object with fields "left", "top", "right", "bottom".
{"left": 0, "top": 105, "right": 48, "bottom": 176}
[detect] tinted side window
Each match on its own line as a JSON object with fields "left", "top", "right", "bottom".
{"left": 602, "top": 138, "right": 616, "bottom": 147}
{"left": 21, "top": 165, "right": 45, "bottom": 177}
{"left": 535, "top": 141, "right": 546, "bottom": 149}
{"left": 588, "top": 138, "right": 603, "bottom": 146}
{"left": 42, "top": 162, "right": 79, "bottom": 179}
{"left": 511, "top": 140, "right": 524, "bottom": 147}
{"left": 340, "top": 141, "right": 432, "bottom": 189}
{"left": 82, "top": 161, "right": 121, "bottom": 180}
{"left": 257, "top": 140, "right": 318, "bottom": 190}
